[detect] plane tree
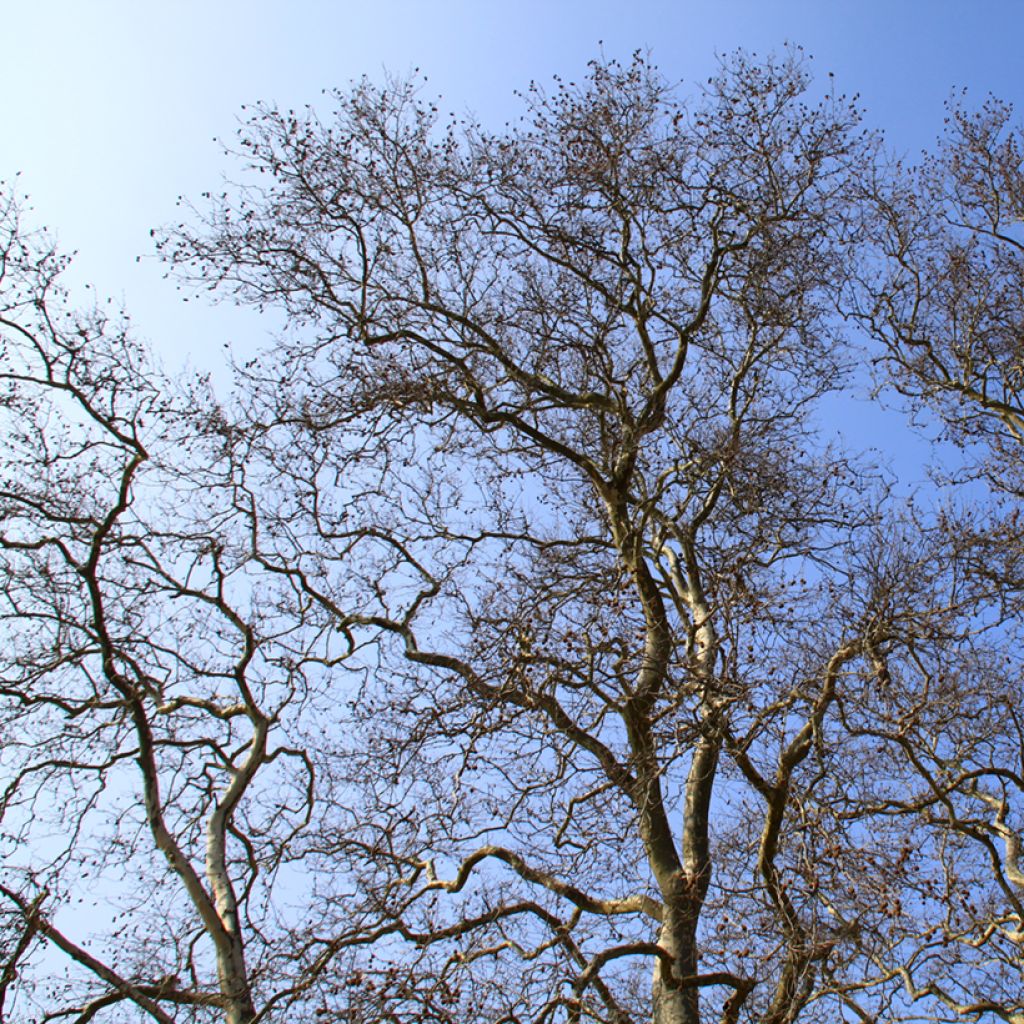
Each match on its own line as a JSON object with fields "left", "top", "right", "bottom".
{"left": 851, "top": 93, "right": 1024, "bottom": 1022}
{"left": 0, "top": 188, "right": 340, "bottom": 1024}
{"left": 2, "top": 51, "right": 1023, "bottom": 1024}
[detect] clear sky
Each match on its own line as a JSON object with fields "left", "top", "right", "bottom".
{"left": 3, "top": 0, "right": 1023, "bottom": 419}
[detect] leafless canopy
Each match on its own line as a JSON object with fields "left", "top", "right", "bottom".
{"left": 2, "top": 51, "right": 1024, "bottom": 1024}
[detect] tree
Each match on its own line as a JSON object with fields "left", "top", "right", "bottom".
{"left": 850, "top": 95, "right": 1024, "bottom": 1022}
{"left": 1, "top": 51, "right": 1022, "bottom": 1024}
{"left": 0, "top": 187, "right": 300, "bottom": 1023}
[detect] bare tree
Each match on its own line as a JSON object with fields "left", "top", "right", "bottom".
{"left": 3, "top": 51, "right": 1023, "bottom": 1024}
{"left": 852, "top": 96, "right": 1024, "bottom": 1023}
{"left": 159, "top": 50, "right": 954, "bottom": 1024}
{"left": 0, "top": 188, "right": 332, "bottom": 1023}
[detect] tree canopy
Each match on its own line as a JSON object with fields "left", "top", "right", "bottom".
{"left": 2, "top": 51, "right": 1024, "bottom": 1024}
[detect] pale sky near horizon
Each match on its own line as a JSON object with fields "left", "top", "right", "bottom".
{"left": 4, "top": 0, "right": 1023, "bottom": 476}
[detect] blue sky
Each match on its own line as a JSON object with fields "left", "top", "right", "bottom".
{"left": 4, "top": 0, "right": 1023, "bottom": 433}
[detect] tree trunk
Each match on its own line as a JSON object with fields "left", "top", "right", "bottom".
{"left": 652, "top": 923, "right": 699, "bottom": 1024}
